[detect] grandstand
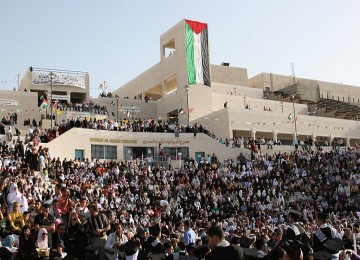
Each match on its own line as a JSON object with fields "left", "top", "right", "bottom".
{"left": 1, "top": 19, "right": 360, "bottom": 161}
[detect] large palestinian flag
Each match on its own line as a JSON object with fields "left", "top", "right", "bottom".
{"left": 185, "top": 19, "right": 211, "bottom": 86}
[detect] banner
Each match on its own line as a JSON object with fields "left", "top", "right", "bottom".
{"left": 0, "top": 99, "right": 19, "bottom": 106}
{"left": 120, "top": 106, "right": 140, "bottom": 113}
{"left": 32, "top": 71, "right": 86, "bottom": 89}
{"left": 65, "top": 111, "right": 90, "bottom": 119}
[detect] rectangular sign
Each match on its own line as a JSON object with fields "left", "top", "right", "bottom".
{"left": 0, "top": 99, "right": 19, "bottom": 106}
{"left": 65, "top": 112, "right": 90, "bottom": 119}
{"left": 32, "top": 71, "right": 86, "bottom": 89}
{"left": 120, "top": 106, "right": 141, "bottom": 113}
{"left": 51, "top": 94, "right": 70, "bottom": 101}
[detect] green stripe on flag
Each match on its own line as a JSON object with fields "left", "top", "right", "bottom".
{"left": 41, "top": 101, "right": 48, "bottom": 109}
{"left": 186, "top": 23, "right": 196, "bottom": 85}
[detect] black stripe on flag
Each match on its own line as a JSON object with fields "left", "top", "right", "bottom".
{"left": 201, "top": 27, "right": 211, "bottom": 87}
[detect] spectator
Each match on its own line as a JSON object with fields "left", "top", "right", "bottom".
{"left": 36, "top": 228, "right": 50, "bottom": 259}
{"left": 9, "top": 201, "right": 25, "bottom": 235}
{"left": 87, "top": 203, "right": 111, "bottom": 260}
{"left": 206, "top": 225, "right": 244, "bottom": 260}
{"left": 67, "top": 211, "right": 89, "bottom": 260}
{"left": 183, "top": 220, "right": 197, "bottom": 246}
{"left": 0, "top": 234, "right": 16, "bottom": 260}
{"left": 7, "top": 183, "right": 28, "bottom": 213}
{"left": 0, "top": 203, "right": 11, "bottom": 238}
{"left": 105, "top": 222, "right": 128, "bottom": 260}
{"left": 18, "top": 225, "right": 37, "bottom": 259}
{"left": 34, "top": 203, "right": 55, "bottom": 247}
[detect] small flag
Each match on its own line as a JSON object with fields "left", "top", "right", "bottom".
{"left": 288, "top": 113, "right": 293, "bottom": 120}
{"left": 187, "top": 108, "right": 194, "bottom": 113}
{"left": 40, "top": 99, "right": 48, "bottom": 109}
{"left": 178, "top": 108, "right": 185, "bottom": 115}
{"left": 52, "top": 100, "right": 59, "bottom": 110}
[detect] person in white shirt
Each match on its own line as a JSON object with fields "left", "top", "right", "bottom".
{"left": 105, "top": 223, "right": 128, "bottom": 260}
{"left": 28, "top": 126, "right": 33, "bottom": 135}
{"left": 113, "top": 120, "right": 119, "bottom": 131}
{"left": 39, "top": 152, "right": 46, "bottom": 174}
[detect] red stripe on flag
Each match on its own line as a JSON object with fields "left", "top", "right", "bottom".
{"left": 185, "top": 19, "right": 207, "bottom": 34}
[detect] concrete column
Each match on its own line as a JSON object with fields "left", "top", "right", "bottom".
{"left": 312, "top": 134, "right": 317, "bottom": 146}
{"left": 273, "top": 131, "right": 278, "bottom": 142}
{"left": 229, "top": 128, "right": 234, "bottom": 139}
{"left": 346, "top": 137, "right": 350, "bottom": 147}
{"left": 251, "top": 129, "right": 256, "bottom": 139}
{"left": 161, "top": 80, "right": 166, "bottom": 100}
{"left": 312, "top": 134, "right": 317, "bottom": 142}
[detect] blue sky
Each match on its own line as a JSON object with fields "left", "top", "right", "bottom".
{"left": 1, "top": 1, "right": 359, "bottom": 98}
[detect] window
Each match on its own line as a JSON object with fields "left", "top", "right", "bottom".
{"left": 91, "top": 145, "right": 117, "bottom": 160}
{"left": 164, "top": 147, "right": 189, "bottom": 160}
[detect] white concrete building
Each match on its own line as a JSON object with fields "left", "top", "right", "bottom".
{"left": 3, "top": 19, "right": 360, "bottom": 161}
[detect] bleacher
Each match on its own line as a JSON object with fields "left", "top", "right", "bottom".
{"left": 269, "top": 88, "right": 360, "bottom": 121}
{"left": 311, "top": 98, "right": 360, "bottom": 120}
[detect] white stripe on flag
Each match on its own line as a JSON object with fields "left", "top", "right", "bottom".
{"left": 193, "top": 32, "right": 203, "bottom": 84}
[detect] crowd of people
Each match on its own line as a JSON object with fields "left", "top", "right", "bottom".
{"left": 39, "top": 116, "right": 280, "bottom": 151}
{"left": 0, "top": 127, "right": 359, "bottom": 259}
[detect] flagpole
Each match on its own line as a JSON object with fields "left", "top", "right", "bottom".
{"left": 116, "top": 96, "right": 119, "bottom": 122}
{"left": 292, "top": 95, "right": 298, "bottom": 142}
{"left": 49, "top": 72, "right": 55, "bottom": 130}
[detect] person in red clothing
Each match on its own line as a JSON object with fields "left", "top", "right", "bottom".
{"left": 58, "top": 187, "right": 73, "bottom": 225}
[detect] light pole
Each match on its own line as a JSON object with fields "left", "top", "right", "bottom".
{"left": 291, "top": 95, "right": 298, "bottom": 142}
{"left": 17, "top": 74, "right": 20, "bottom": 90}
{"left": 49, "top": 72, "right": 55, "bottom": 130}
{"left": 116, "top": 96, "right": 119, "bottom": 122}
{"left": 281, "top": 101, "right": 283, "bottom": 113}
{"left": 185, "top": 85, "right": 190, "bottom": 126}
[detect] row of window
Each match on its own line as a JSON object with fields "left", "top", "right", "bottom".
{"left": 321, "top": 94, "right": 360, "bottom": 103}
{"left": 91, "top": 145, "right": 189, "bottom": 160}
{"left": 91, "top": 145, "right": 117, "bottom": 160}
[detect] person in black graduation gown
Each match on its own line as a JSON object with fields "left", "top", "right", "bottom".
{"left": 205, "top": 225, "right": 244, "bottom": 260}
{"left": 143, "top": 224, "right": 166, "bottom": 259}
{"left": 312, "top": 212, "right": 339, "bottom": 255}
{"left": 282, "top": 209, "right": 311, "bottom": 260}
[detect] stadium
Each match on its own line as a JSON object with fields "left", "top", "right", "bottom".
{"left": 1, "top": 19, "right": 359, "bottom": 162}
{"left": 0, "top": 18, "right": 359, "bottom": 260}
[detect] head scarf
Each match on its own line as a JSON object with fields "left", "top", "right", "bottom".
{"left": 9, "top": 183, "right": 18, "bottom": 194}
{"left": 2, "top": 234, "right": 15, "bottom": 247}
{"left": 36, "top": 228, "right": 48, "bottom": 249}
